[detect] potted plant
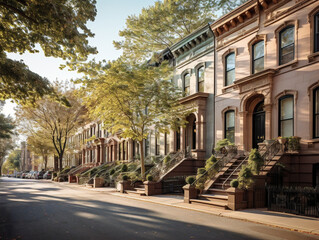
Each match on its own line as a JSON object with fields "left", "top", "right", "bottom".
{"left": 288, "top": 136, "right": 301, "bottom": 151}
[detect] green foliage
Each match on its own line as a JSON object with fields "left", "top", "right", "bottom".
{"left": 121, "top": 164, "right": 128, "bottom": 172}
{"left": 76, "top": 59, "right": 189, "bottom": 180}
{"left": 230, "top": 179, "right": 239, "bottom": 188}
{"left": 163, "top": 155, "right": 171, "bottom": 164}
{"left": 186, "top": 176, "right": 196, "bottom": 185}
{"left": 248, "top": 149, "right": 264, "bottom": 175}
{"left": 237, "top": 164, "right": 254, "bottom": 189}
{"left": 0, "top": 114, "right": 15, "bottom": 139}
{"left": 2, "top": 149, "right": 21, "bottom": 173}
{"left": 0, "top": 1, "right": 97, "bottom": 104}
{"left": 197, "top": 167, "right": 206, "bottom": 175}
{"left": 114, "top": 0, "right": 247, "bottom": 61}
{"left": 146, "top": 174, "right": 153, "bottom": 182}
{"left": 205, "top": 155, "right": 217, "bottom": 171}
{"left": 288, "top": 137, "right": 301, "bottom": 151}
{"left": 110, "top": 169, "right": 115, "bottom": 175}
{"left": 214, "top": 139, "right": 232, "bottom": 153}
{"left": 122, "top": 175, "right": 128, "bottom": 181}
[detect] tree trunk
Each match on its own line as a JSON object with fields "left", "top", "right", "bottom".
{"left": 54, "top": 155, "right": 58, "bottom": 172}
{"left": 44, "top": 155, "right": 48, "bottom": 171}
{"left": 59, "top": 154, "right": 63, "bottom": 171}
{"left": 139, "top": 140, "right": 146, "bottom": 181}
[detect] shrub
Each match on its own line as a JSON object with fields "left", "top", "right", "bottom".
{"left": 122, "top": 175, "right": 128, "bottom": 181}
{"left": 230, "top": 179, "right": 239, "bottom": 188}
{"left": 288, "top": 136, "right": 301, "bottom": 151}
{"left": 186, "top": 176, "right": 196, "bottom": 185}
{"left": 197, "top": 167, "right": 206, "bottom": 175}
{"left": 214, "top": 139, "right": 231, "bottom": 153}
{"left": 163, "top": 155, "right": 171, "bottom": 164}
{"left": 237, "top": 164, "right": 254, "bottom": 189}
{"left": 121, "top": 164, "right": 128, "bottom": 172}
{"left": 146, "top": 174, "right": 153, "bottom": 182}
{"left": 110, "top": 169, "right": 115, "bottom": 175}
{"left": 205, "top": 155, "right": 217, "bottom": 171}
{"left": 248, "top": 148, "right": 263, "bottom": 175}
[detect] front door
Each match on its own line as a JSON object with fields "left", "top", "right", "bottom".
{"left": 253, "top": 101, "right": 265, "bottom": 149}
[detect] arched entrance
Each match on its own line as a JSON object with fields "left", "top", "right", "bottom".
{"left": 253, "top": 100, "right": 265, "bottom": 149}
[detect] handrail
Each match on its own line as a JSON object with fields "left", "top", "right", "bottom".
{"left": 221, "top": 140, "right": 281, "bottom": 189}
{"left": 68, "top": 163, "right": 86, "bottom": 176}
{"left": 191, "top": 152, "right": 229, "bottom": 187}
{"left": 145, "top": 150, "right": 187, "bottom": 182}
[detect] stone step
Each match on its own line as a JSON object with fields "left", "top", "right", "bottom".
{"left": 199, "top": 194, "right": 228, "bottom": 201}
{"left": 134, "top": 187, "right": 145, "bottom": 191}
{"left": 190, "top": 199, "right": 228, "bottom": 210}
{"left": 207, "top": 188, "right": 228, "bottom": 195}
{"left": 125, "top": 190, "right": 146, "bottom": 196}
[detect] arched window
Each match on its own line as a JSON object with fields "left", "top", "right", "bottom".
{"left": 252, "top": 41, "right": 264, "bottom": 74}
{"left": 197, "top": 66, "right": 205, "bottom": 92}
{"left": 314, "top": 87, "right": 319, "bottom": 138}
{"left": 279, "top": 26, "right": 295, "bottom": 65}
{"left": 183, "top": 73, "right": 190, "bottom": 96}
{"left": 225, "top": 110, "right": 235, "bottom": 143}
{"left": 315, "top": 12, "right": 319, "bottom": 53}
{"left": 279, "top": 95, "right": 294, "bottom": 137}
{"left": 225, "top": 53, "right": 235, "bottom": 86}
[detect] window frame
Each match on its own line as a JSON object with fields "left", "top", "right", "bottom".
{"left": 313, "top": 87, "right": 319, "bottom": 138}
{"left": 225, "top": 52, "right": 235, "bottom": 86}
{"left": 224, "top": 110, "right": 235, "bottom": 143}
{"left": 278, "top": 95, "right": 294, "bottom": 137}
{"left": 279, "top": 26, "right": 295, "bottom": 65}
{"left": 315, "top": 12, "right": 319, "bottom": 53}
{"left": 252, "top": 40, "right": 264, "bottom": 74}
{"left": 183, "top": 73, "right": 190, "bottom": 96}
{"left": 197, "top": 66, "right": 205, "bottom": 93}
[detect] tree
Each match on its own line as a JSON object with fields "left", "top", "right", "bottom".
{"left": 3, "top": 149, "right": 21, "bottom": 173}
{"left": 0, "top": 0, "right": 97, "bottom": 104}
{"left": 16, "top": 83, "right": 87, "bottom": 171}
{"left": 114, "top": 0, "right": 248, "bottom": 61}
{"left": 77, "top": 59, "right": 189, "bottom": 179}
{"left": 26, "top": 130, "right": 55, "bottom": 171}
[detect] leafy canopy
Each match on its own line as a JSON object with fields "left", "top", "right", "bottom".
{"left": 114, "top": 0, "right": 248, "bottom": 61}
{"left": 0, "top": 0, "right": 97, "bottom": 104}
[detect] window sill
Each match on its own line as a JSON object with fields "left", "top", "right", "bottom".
{"left": 222, "top": 84, "right": 237, "bottom": 94}
{"left": 308, "top": 52, "right": 319, "bottom": 63}
{"left": 276, "top": 60, "right": 298, "bottom": 70}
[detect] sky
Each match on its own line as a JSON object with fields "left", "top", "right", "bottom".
{"left": 3, "top": 0, "right": 158, "bottom": 117}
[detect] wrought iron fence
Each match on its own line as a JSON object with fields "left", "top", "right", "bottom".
{"left": 162, "top": 176, "right": 186, "bottom": 194}
{"left": 267, "top": 186, "right": 319, "bottom": 218}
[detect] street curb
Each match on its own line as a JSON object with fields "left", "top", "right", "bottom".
{"left": 52, "top": 181, "right": 319, "bottom": 236}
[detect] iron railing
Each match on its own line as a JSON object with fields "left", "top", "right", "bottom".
{"left": 221, "top": 141, "right": 281, "bottom": 189}
{"left": 145, "top": 150, "right": 189, "bottom": 182}
{"left": 191, "top": 151, "right": 237, "bottom": 189}
{"left": 267, "top": 186, "right": 319, "bottom": 218}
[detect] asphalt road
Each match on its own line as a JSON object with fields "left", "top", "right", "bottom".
{"left": 0, "top": 177, "right": 318, "bottom": 240}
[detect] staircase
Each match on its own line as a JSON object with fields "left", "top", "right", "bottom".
{"left": 190, "top": 155, "right": 246, "bottom": 209}
{"left": 189, "top": 141, "right": 283, "bottom": 210}
{"left": 125, "top": 181, "right": 146, "bottom": 196}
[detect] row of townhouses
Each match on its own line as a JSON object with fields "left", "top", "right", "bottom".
{"left": 60, "top": 0, "right": 319, "bottom": 213}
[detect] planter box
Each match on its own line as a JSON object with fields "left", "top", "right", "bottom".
{"left": 118, "top": 180, "right": 133, "bottom": 193}
{"left": 94, "top": 177, "right": 105, "bottom": 188}
{"left": 143, "top": 181, "right": 162, "bottom": 196}
{"left": 227, "top": 188, "right": 247, "bottom": 210}
{"left": 183, "top": 184, "right": 198, "bottom": 203}
{"left": 68, "top": 175, "right": 77, "bottom": 183}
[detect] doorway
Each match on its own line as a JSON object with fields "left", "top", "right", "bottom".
{"left": 253, "top": 101, "right": 265, "bottom": 149}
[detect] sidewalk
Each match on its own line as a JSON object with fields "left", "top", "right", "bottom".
{"left": 60, "top": 182, "right": 319, "bottom": 236}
